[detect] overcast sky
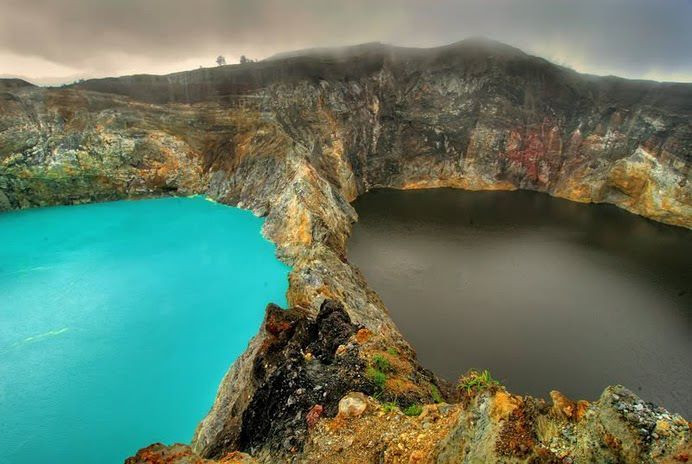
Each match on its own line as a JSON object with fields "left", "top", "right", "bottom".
{"left": 1, "top": 0, "right": 691, "bottom": 85}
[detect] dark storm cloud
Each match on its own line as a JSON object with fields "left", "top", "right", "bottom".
{"left": 1, "top": 0, "right": 691, "bottom": 84}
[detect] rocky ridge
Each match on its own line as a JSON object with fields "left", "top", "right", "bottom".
{"left": 0, "top": 39, "right": 690, "bottom": 462}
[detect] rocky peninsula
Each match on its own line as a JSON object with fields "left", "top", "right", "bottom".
{"left": 1, "top": 39, "right": 690, "bottom": 463}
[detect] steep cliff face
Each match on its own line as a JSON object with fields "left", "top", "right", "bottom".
{"left": 3, "top": 40, "right": 690, "bottom": 227}
{"left": 1, "top": 39, "right": 690, "bottom": 463}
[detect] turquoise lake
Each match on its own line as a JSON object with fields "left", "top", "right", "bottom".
{"left": 0, "top": 196, "right": 290, "bottom": 463}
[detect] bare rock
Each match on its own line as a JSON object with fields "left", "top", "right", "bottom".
{"left": 125, "top": 443, "right": 256, "bottom": 464}
{"left": 338, "top": 392, "right": 369, "bottom": 419}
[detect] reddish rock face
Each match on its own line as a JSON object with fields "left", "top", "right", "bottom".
{"left": 306, "top": 404, "right": 324, "bottom": 429}
{"left": 125, "top": 443, "right": 256, "bottom": 464}
{"left": 2, "top": 39, "right": 690, "bottom": 227}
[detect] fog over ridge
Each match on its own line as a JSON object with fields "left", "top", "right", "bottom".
{"left": 1, "top": 0, "right": 690, "bottom": 85}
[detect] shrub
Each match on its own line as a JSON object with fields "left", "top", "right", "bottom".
{"left": 458, "top": 369, "right": 501, "bottom": 394}
{"left": 366, "top": 366, "right": 387, "bottom": 388}
{"left": 403, "top": 404, "right": 423, "bottom": 416}
{"left": 373, "top": 354, "right": 391, "bottom": 373}
{"left": 429, "top": 384, "right": 443, "bottom": 403}
{"left": 381, "top": 402, "right": 398, "bottom": 413}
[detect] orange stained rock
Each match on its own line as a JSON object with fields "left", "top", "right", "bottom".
{"left": 401, "top": 177, "right": 516, "bottom": 192}
{"left": 385, "top": 377, "right": 424, "bottom": 397}
{"left": 408, "top": 450, "right": 426, "bottom": 463}
{"left": 576, "top": 400, "right": 590, "bottom": 421}
{"left": 607, "top": 161, "right": 649, "bottom": 197}
{"left": 369, "top": 349, "right": 411, "bottom": 375}
{"left": 657, "top": 419, "right": 672, "bottom": 435}
{"left": 306, "top": 404, "right": 325, "bottom": 429}
{"left": 557, "top": 179, "right": 594, "bottom": 203}
{"left": 491, "top": 391, "right": 520, "bottom": 421}
{"left": 217, "top": 451, "right": 258, "bottom": 464}
{"left": 287, "top": 204, "right": 313, "bottom": 245}
{"left": 550, "top": 390, "right": 578, "bottom": 420}
{"left": 602, "top": 432, "right": 623, "bottom": 451}
{"left": 354, "top": 328, "right": 373, "bottom": 344}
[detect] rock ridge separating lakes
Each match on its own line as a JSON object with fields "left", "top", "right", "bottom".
{"left": 0, "top": 39, "right": 690, "bottom": 462}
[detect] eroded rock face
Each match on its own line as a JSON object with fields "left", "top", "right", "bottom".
{"left": 128, "top": 384, "right": 690, "bottom": 464}
{"left": 1, "top": 39, "right": 689, "bottom": 463}
{"left": 3, "top": 40, "right": 690, "bottom": 228}
{"left": 125, "top": 443, "right": 257, "bottom": 464}
{"left": 193, "top": 300, "right": 440, "bottom": 461}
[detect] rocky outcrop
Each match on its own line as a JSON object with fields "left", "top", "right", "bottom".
{"left": 125, "top": 443, "right": 257, "bottom": 464}
{"left": 127, "top": 375, "right": 692, "bottom": 464}
{"left": 193, "top": 300, "right": 441, "bottom": 462}
{"left": 0, "top": 39, "right": 689, "bottom": 462}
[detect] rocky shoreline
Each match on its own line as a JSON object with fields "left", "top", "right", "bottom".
{"left": 1, "top": 39, "right": 690, "bottom": 462}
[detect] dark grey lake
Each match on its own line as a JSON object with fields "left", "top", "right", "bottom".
{"left": 348, "top": 189, "right": 691, "bottom": 416}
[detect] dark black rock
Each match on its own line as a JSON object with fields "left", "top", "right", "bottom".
{"left": 237, "top": 300, "right": 371, "bottom": 456}
{"left": 308, "top": 299, "right": 358, "bottom": 363}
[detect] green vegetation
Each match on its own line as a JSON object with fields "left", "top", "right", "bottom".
{"left": 386, "top": 347, "right": 399, "bottom": 356}
{"left": 381, "top": 402, "right": 398, "bottom": 413}
{"left": 367, "top": 352, "right": 397, "bottom": 390}
{"left": 403, "top": 404, "right": 423, "bottom": 416}
{"left": 459, "top": 369, "right": 501, "bottom": 394}
{"left": 373, "top": 353, "right": 392, "bottom": 372}
{"left": 365, "top": 366, "right": 387, "bottom": 388}
{"left": 429, "top": 384, "right": 443, "bottom": 403}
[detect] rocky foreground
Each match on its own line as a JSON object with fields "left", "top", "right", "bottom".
{"left": 1, "top": 39, "right": 690, "bottom": 462}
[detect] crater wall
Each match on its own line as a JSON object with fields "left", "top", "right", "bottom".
{"left": 1, "top": 39, "right": 690, "bottom": 463}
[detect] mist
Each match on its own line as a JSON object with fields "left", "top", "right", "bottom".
{"left": 1, "top": 0, "right": 691, "bottom": 84}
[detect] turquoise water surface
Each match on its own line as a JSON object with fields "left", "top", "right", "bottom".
{"left": 0, "top": 196, "right": 290, "bottom": 463}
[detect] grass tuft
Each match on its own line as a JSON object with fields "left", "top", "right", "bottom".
{"left": 536, "top": 415, "right": 561, "bottom": 443}
{"left": 366, "top": 366, "right": 387, "bottom": 388}
{"left": 373, "top": 354, "right": 392, "bottom": 373}
{"left": 381, "top": 402, "right": 398, "bottom": 413}
{"left": 403, "top": 404, "right": 423, "bottom": 416}
{"left": 458, "top": 369, "right": 501, "bottom": 394}
{"left": 429, "top": 384, "right": 443, "bottom": 403}
{"left": 386, "top": 347, "right": 399, "bottom": 356}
